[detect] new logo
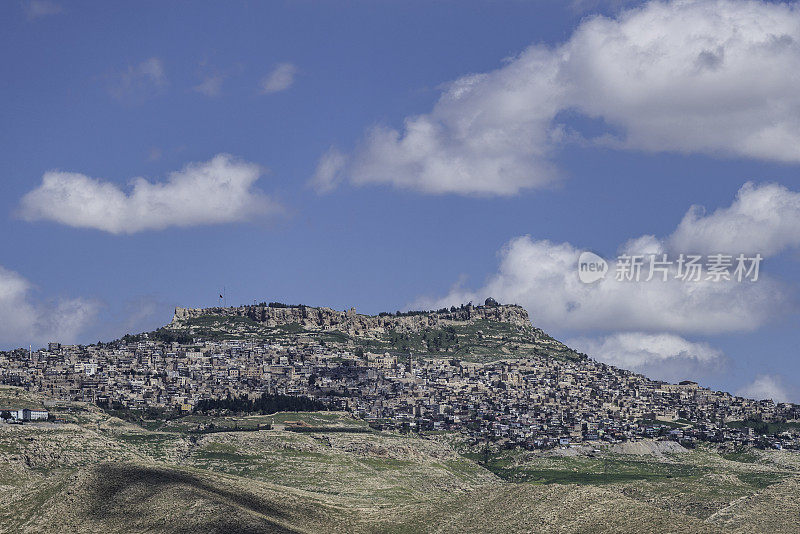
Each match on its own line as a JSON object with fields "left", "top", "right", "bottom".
{"left": 578, "top": 251, "right": 608, "bottom": 284}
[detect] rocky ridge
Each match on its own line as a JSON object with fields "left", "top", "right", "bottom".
{"left": 165, "top": 299, "right": 583, "bottom": 361}
{"left": 171, "top": 300, "right": 532, "bottom": 337}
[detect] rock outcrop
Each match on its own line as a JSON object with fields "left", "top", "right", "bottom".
{"left": 171, "top": 301, "right": 532, "bottom": 338}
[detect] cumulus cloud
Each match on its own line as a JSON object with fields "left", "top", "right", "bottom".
{"left": 347, "top": 51, "right": 564, "bottom": 195}
{"left": 416, "top": 182, "right": 798, "bottom": 335}
{"left": 567, "top": 332, "right": 727, "bottom": 383}
{"left": 107, "top": 57, "right": 167, "bottom": 102}
{"left": 563, "top": 0, "right": 800, "bottom": 161}
{"left": 329, "top": 0, "right": 800, "bottom": 195}
{"left": 737, "top": 374, "right": 791, "bottom": 402}
{"left": 0, "top": 266, "right": 97, "bottom": 348}
{"left": 260, "top": 63, "right": 296, "bottom": 94}
{"left": 668, "top": 182, "right": 800, "bottom": 257}
{"left": 18, "top": 154, "right": 282, "bottom": 234}
{"left": 418, "top": 235, "right": 785, "bottom": 335}
{"left": 24, "top": 0, "right": 62, "bottom": 19}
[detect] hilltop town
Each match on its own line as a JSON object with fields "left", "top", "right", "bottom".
{"left": 1, "top": 300, "right": 798, "bottom": 451}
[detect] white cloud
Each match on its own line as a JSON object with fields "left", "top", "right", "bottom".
{"left": 668, "top": 182, "right": 800, "bottom": 257}
{"left": 565, "top": 0, "right": 800, "bottom": 162}
{"left": 331, "top": 0, "right": 800, "bottom": 195}
{"left": 0, "top": 266, "right": 97, "bottom": 348}
{"left": 418, "top": 235, "right": 786, "bottom": 335}
{"left": 260, "top": 63, "right": 296, "bottom": 94}
{"left": 108, "top": 57, "right": 167, "bottom": 102}
{"left": 567, "top": 332, "right": 727, "bottom": 383}
{"left": 310, "top": 147, "right": 347, "bottom": 193}
{"left": 737, "top": 374, "right": 791, "bottom": 402}
{"left": 18, "top": 154, "right": 282, "bottom": 234}
{"left": 417, "top": 181, "right": 798, "bottom": 335}
{"left": 347, "top": 52, "right": 564, "bottom": 195}
{"left": 24, "top": 0, "right": 62, "bottom": 19}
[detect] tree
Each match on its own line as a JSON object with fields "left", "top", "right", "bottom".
{"left": 194, "top": 393, "right": 328, "bottom": 415}
{"left": 0, "top": 410, "right": 11, "bottom": 421}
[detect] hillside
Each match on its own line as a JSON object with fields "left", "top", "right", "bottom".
{"left": 161, "top": 299, "right": 584, "bottom": 362}
{"left": 1, "top": 386, "right": 799, "bottom": 533}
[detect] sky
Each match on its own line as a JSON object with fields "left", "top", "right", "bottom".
{"left": 1, "top": 0, "right": 799, "bottom": 402}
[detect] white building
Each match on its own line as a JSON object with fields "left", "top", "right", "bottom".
{"left": 0, "top": 408, "right": 49, "bottom": 421}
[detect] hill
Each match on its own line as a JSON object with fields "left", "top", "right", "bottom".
{"left": 161, "top": 299, "right": 584, "bottom": 362}
{"left": 1, "top": 387, "right": 799, "bottom": 533}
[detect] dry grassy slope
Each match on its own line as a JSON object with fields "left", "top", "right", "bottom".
{"left": 180, "top": 430, "right": 495, "bottom": 504}
{"left": 0, "top": 395, "right": 494, "bottom": 533}
{"left": 393, "top": 483, "right": 726, "bottom": 534}
{"left": 0, "top": 386, "right": 48, "bottom": 410}
{"left": 1, "top": 387, "right": 799, "bottom": 533}
{"left": 3, "top": 426, "right": 800, "bottom": 534}
{"left": 708, "top": 477, "right": 800, "bottom": 531}
{"left": 6, "top": 462, "right": 357, "bottom": 534}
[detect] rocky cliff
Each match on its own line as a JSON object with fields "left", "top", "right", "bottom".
{"left": 171, "top": 301, "right": 533, "bottom": 338}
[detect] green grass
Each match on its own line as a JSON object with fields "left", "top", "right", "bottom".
{"left": 721, "top": 451, "right": 761, "bottom": 464}
{"left": 464, "top": 449, "right": 708, "bottom": 485}
{"left": 357, "top": 457, "right": 414, "bottom": 469}
{"left": 286, "top": 426, "right": 372, "bottom": 433}
{"left": 370, "top": 319, "right": 578, "bottom": 362}
{"left": 0, "top": 386, "right": 46, "bottom": 410}
{"left": 0, "top": 441, "right": 21, "bottom": 453}
{"left": 273, "top": 322, "right": 306, "bottom": 334}
{"left": 440, "top": 458, "right": 487, "bottom": 481}
{"left": 267, "top": 411, "right": 366, "bottom": 426}
{"left": 114, "top": 432, "right": 174, "bottom": 443}
{"left": 737, "top": 472, "right": 788, "bottom": 489}
{"left": 195, "top": 450, "right": 263, "bottom": 462}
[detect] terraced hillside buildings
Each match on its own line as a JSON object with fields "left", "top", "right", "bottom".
{"left": 1, "top": 302, "right": 799, "bottom": 450}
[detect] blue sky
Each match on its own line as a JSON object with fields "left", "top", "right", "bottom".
{"left": 1, "top": 0, "right": 799, "bottom": 402}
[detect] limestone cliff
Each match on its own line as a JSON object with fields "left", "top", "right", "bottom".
{"left": 171, "top": 302, "right": 533, "bottom": 338}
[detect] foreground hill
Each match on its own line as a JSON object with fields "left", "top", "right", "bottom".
{"left": 1, "top": 387, "right": 799, "bottom": 533}
{"left": 163, "top": 299, "right": 584, "bottom": 362}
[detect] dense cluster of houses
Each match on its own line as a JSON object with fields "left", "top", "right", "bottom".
{"left": 1, "top": 338, "right": 798, "bottom": 450}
